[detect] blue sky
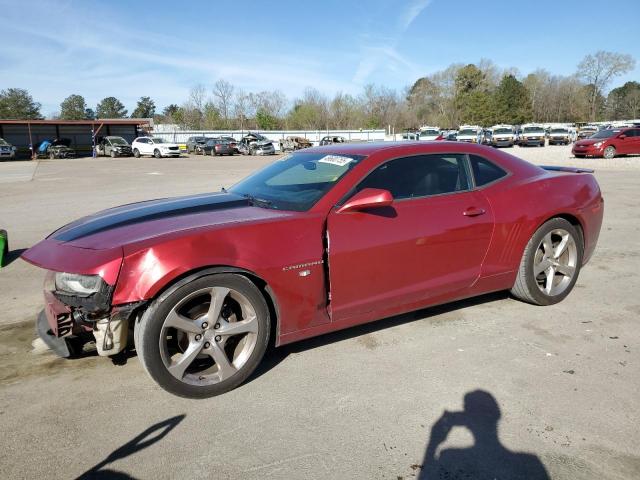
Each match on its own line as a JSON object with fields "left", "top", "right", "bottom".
{"left": 1, "top": 0, "right": 638, "bottom": 116}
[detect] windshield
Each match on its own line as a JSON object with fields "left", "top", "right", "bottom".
{"left": 0, "top": 138, "right": 8, "bottom": 146}
{"left": 229, "top": 152, "right": 365, "bottom": 211}
{"left": 151, "top": 137, "right": 167, "bottom": 144}
{"left": 420, "top": 130, "right": 439, "bottom": 137}
{"left": 109, "top": 137, "right": 128, "bottom": 145}
{"left": 458, "top": 129, "right": 477, "bottom": 136}
{"left": 493, "top": 128, "right": 512, "bottom": 135}
{"left": 591, "top": 129, "right": 620, "bottom": 139}
{"left": 523, "top": 127, "right": 544, "bottom": 134}
{"left": 550, "top": 129, "right": 569, "bottom": 134}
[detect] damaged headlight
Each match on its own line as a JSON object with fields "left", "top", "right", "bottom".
{"left": 55, "top": 272, "right": 105, "bottom": 295}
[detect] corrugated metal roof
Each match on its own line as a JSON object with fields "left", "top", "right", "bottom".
{"left": 0, "top": 118, "right": 152, "bottom": 125}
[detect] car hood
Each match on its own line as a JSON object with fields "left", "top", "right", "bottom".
{"left": 575, "top": 138, "right": 602, "bottom": 147}
{"left": 39, "top": 192, "right": 294, "bottom": 250}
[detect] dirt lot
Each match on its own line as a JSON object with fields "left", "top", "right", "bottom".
{"left": 0, "top": 145, "right": 639, "bottom": 479}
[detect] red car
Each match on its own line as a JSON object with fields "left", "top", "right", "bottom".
{"left": 22, "top": 142, "right": 604, "bottom": 398}
{"left": 572, "top": 126, "right": 640, "bottom": 159}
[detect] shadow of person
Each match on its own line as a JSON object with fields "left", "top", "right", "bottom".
{"left": 419, "top": 390, "right": 550, "bottom": 480}
{"left": 75, "top": 414, "right": 186, "bottom": 480}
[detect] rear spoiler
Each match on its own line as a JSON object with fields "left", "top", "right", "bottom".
{"left": 540, "top": 165, "right": 594, "bottom": 174}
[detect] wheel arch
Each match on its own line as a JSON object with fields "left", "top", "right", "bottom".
{"left": 539, "top": 213, "right": 584, "bottom": 248}
{"left": 138, "top": 265, "right": 280, "bottom": 345}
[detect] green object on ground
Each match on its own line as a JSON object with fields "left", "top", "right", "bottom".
{"left": 0, "top": 230, "right": 7, "bottom": 267}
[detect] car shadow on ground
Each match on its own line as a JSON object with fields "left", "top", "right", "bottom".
{"left": 416, "top": 390, "right": 550, "bottom": 479}
{"left": 74, "top": 414, "right": 186, "bottom": 480}
{"left": 249, "top": 291, "right": 511, "bottom": 384}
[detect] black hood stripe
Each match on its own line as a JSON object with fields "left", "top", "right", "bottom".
{"left": 51, "top": 193, "right": 249, "bottom": 242}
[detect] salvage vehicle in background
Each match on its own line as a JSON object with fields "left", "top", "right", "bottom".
{"left": 320, "top": 135, "right": 347, "bottom": 146}
{"left": 577, "top": 125, "right": 598, "bottom": 140}
{"left": 519, "top": 124, "right": 546, "bottom": 147}
{"left": 36, "top": 138, "right": 76, "bottom": 159}
{"left": 572, "top": 127, "right": 640, "bottom": 159}
{"left": 203, "top": 138, "right": 235, "bottom": 156}
{"left": 97, "top": 136, "right": 133, "bottom": 157}
{"left": 0, "top": 137, "right": 16, "bottom": 159}
{"left": 419, "top": 127, "right": 443, "bottom": 141}
{"left": 22, "top": 142, "right": 603, "bottom": 398}
{"left": 490, "top": 125, "right": 515, "bottom": 147}
{"left": 457, "top": 125, "right": 482, "bottom": 143}
{"left": 186, "top": 136, "right": 209, "bottom": 154}
{"left": 131, "top": 137, "right": 181, "bottom": 158}
{"left": 280, "top": 136, "right": 313, "bottom": 152}
{"left": 548, "top": 127, "right": 572, "bottom": 145}
{"left": 237, "top": 133, "right": 275, "bottom": 155}
{"left": 219, "top": 136, "right": 239, "bottom": 153}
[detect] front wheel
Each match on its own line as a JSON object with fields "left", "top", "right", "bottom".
{"left": 135, "top": 274, "right": 270, "bottom": 398}
{"left": 511, "top": 218, "right": 583, "bottom": 306}
{"left": 110, "top": 150, "right": 116, "bottom": 158}
{"left": 603, "top": 146, "right": 616, "bottom": 159}
{"left": 154, "top": 149, "right": 161, "bottom": 159}
{"left": 133, "top": 148, "right": 140, "bottom": 158}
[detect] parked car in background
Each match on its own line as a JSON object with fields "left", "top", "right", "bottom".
{"left": 480, "top": 129, "right": 492, "bottom": 145}
{"left": 418, "top": 127, "right": 443, "bottom": 141}
{"left": 237, "top": 133, "right": 276, "bottom": 155}
{"left": 0, "top": 137, "right": 16, "bottom": 159}
{"left": 97, "top": 136, "right": 132, "bottom": 157}
{"left": 280, "top": 136, "right": 313, "bottom": 152}
{"left": 548, "top": 127, "right": 572, "bottom": 145}
{"left": 186, "top": 136, "right": 210, "bottom": 154}
{"left": 219, "top": 136, "right": 239, "bottom": 153}
{"left": 444, "top": 130, "right": 457, "bottom": 141}
{"left": 131, "top": 137, "right": 181, "bottom": 158}
{"left": 203, "top": 138, "right": 235, "bottom": 156}
{"left": 401, "top": 132, "right": 420, "bottom": 141}
{"left": 519, "top": 124, "right": 546, "bottom": 147}
{"left": 572, "top": 127, "right": 640, "bottom": 159}
{"left": 22, "top": 142, "right": 604, "bottom": 398}
{"left": 320, "top": 136, "right": 347, "bottom": 146}
{"left": 577, "top": 125, "right": 598, "bottom": 140}
{"left": 457, "top": 125, "right": 482, "bottom": 143}
{"left": 36, "top": 138, "right": 76, "bottom": 159}
{"left": 490, "top": 125, "right": 516, "bottom": 147}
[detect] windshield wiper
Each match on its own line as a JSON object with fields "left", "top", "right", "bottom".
{"left": 240, "top": 193, "right": 275, "bottom": 209}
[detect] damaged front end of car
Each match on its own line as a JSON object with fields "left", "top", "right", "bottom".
{"left": 23, "top": 242, "right": 143, "bottom": 359}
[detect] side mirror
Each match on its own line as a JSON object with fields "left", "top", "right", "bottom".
{"left": 336, "top": 188, "right": 393, "bottom": 214}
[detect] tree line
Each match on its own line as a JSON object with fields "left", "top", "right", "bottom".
{"left": 0, "top": 51, "right": 636, "bottom": 130}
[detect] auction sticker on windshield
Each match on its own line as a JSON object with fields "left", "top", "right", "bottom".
{"left": 318, "top": 155, "right": 354, "bottom": 167}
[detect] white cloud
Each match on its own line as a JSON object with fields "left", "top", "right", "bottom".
{"left": 399, "top": 0, "right": 431, "bottom": 30}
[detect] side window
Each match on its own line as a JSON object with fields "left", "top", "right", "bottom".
{"left": 469, "top": 155, "right": 507, "bottom": 187}
{"left": 356, "top": 154, "right": 470, "bottom": 200}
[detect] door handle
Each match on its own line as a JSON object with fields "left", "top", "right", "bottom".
{"left": 463, "top": 207, "right": 486, "bottom": 217}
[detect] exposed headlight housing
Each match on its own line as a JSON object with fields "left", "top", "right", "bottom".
{"left": 55, "top": 272, "right": 105, "bottom": 295}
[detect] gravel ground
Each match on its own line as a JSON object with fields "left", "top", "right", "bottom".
{"left": 0, "top": 146, "right": 639, "bottom": 479}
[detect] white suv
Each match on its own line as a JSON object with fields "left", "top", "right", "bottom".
{"left": 519, "top": 124, "right": 546, "bottom": 147}
{"left": 131, "top": 137, "right": 181, "bottom": 158}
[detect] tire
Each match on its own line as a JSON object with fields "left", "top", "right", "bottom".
{"left": 49, "top": 152, "right": 55, "bottom": 160}
{"left": 110, "top": 150, "right": 116, "bottom": 158}
{"left": 154, "top": 149, "right": 161, "bottom": 159}
{"left": 133, "top": 148, "right": 140, "bottom": 158}
{"left": 511, "top": 218, "right": 583, "bottom": 306}
{"left": 574, "top": 154, "right": 585, "bottom": 158}
{"left": 249, "top": 146, "right": 256, "bottom": 156}
{"left": 603, "top": 146, "right": 616, "bottom": 159}
{"left": 135, "top": 273, "right": 270, "bottom": 398}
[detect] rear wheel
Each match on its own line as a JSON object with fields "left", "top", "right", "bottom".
{"left": 603, "top": 146, "right": 616, "bottom": 159}
{"left": 133, "top": 148, "right": 140, "bottom": 158}
{"left": 135, "top": 274, "right": 270, "bottom": 398}
{"left": 511, "top": 218, "right": 583, "bottom": 306}
{"left": 574, "top": 154, "right": 585, "bottom": 158}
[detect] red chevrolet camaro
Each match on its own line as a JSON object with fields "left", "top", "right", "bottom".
{"left": 22, "top": 142, "right": 604, "bottom": 398}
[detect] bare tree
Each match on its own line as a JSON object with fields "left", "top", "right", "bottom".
{"left": 577, "top": 51, "right": 636, "bottom": 120}
{"left": 212, "top": 79, "right": 234, "bottom": 128}
{"left": 233, "top": 89, "right": 250, "bottom": 133}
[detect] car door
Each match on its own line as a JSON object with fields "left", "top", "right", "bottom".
{"left": 326, "top": 153, "right": 494, "bottom": 322}
{"left": 626, "top": 129, "right": 640, "bottom": 153}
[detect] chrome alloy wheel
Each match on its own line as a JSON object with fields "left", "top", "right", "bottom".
{"left": 533, "top": 228, "right": 578, "bottom": 296}
{"left": 159, "top": 286, "right": 259, "bottom": 386}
